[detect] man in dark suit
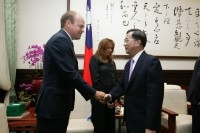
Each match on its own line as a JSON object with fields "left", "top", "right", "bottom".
{"left": 35, "top": 11, "right": 105, "bottom": 133}
{"left": 187, "top": 56, "right": 200, "bottom": 133}
{"left": 104, "top": 29, "right": 164, "bottom": 133}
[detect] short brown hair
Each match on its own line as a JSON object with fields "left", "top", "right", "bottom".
{"left": 60, "top": 11, "right": 76, "bottom": 28}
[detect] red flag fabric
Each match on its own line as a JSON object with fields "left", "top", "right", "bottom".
{"left": 83, "top": 0, "right": 93, "bottom": 86}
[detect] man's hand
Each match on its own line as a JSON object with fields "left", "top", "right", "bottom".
{"left": 94, "top": 91, "right": 105, "bottom": 103}
{"left": 145, "top": 129, "right": 156, "bottom": 133}
{"left": 103, "top": 94, "right": 112, "bottom": 103}
{"left": 107, "top": 102, "right": 115, "bottom": 109}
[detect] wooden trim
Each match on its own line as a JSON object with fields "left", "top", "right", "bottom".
{"left": 157, "top": 56, "right": 198, "bottom": 59}
{"left": 161, "top": 108, "right": 178, "bottom": 133}
{"left": 67, "top": 0, "right": 70, "bottom": 11}
{"left": 76, "top": 54, "right": 198, "bottom": 59}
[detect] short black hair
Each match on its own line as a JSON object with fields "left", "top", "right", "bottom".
{"left": 126, "top": 29, "right": 147, "bottom": 47}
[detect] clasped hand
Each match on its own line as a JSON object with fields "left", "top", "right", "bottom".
{"left": 94, "top": 91, "right": 112, "bottom": 104}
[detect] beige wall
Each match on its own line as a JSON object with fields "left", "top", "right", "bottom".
{"left": 16, "top": 0, "right": 198, "bottom": 70}
{"left": 16, "top": 0, "right": 67, "bottom": 69}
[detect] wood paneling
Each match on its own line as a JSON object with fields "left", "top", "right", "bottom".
{"left": 163, "top": 70, "right": 193, "bottom": 90}
{"left": 0, "top": 69, "right": 192, "bottom": 103}
{"left": 14, "top": 69, "right": 193, "bottom": 91}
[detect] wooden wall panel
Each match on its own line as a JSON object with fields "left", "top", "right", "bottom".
{"left": 0, "top": 69, "right": 193, "bottom": 103}
{"left": 14, "top": 69, "right": 193, "bottom": 91}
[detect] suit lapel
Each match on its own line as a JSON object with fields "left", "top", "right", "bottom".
{"left": 124, "top": 60, "right": 131, "bottom": 90}
{"left": 69, "top": 41, "right": 78, "bottom": 70}
{"left": 125, "top": 52, "right": 146, "bottom": 92}
{"left": 60, "top": 29, "right": 78, "bottom": 70}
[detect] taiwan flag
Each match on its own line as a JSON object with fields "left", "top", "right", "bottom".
{"left": 83, "top": 0, "right": 93, "bottom": 86}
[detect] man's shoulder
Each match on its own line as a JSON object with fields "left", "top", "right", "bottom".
{"left": 196, "top": 56, "right": 200, "bottom": 62}
{"left": 141, "top": 51, "right": 157, "bottom": 61}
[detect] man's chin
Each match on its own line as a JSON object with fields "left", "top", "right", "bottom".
{"left": 74, "top": 37, "right": 81, "bottom": 40}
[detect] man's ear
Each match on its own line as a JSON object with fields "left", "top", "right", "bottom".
{"left": 65, "top": 20, "right": 71, "bottom": 28}
{"left": 136, "top": 40, "right": 141, "bottom": 46}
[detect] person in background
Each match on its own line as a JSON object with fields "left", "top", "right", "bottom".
{"left": 35, "top": 11, "right": 105, "bottom": 133}
{"left": 89, "top": 38, "right": 117, "bottom": 133}
{"left": 104, "top": 29, "right": 164, "bottom": 133}
{"left": 187, "top": 56, "right": 200, "bottom": 133}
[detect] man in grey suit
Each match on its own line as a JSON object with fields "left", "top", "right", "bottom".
{"left": 104, "top": 29, "right": 164, "bottom": 133}
{"left": 35, "top": 11, "right": 105, "bottom": 133}
{"left": 187, "top": 56, "right": 200, "bottom": 133}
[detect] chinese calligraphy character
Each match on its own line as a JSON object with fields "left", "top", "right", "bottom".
{"left": 174, "top": 6, "right": 183, "bottom": 17}
{"left": 185, "top": 33, "right": 190, "bottom": 46}
{"left": 174, "top": 30, "right": 183, "bottom": 49}
{"left": 163, "top": 4, "right": 170, "bottom": 24}
{"left": 153, "top": 3, "right": 162, "bottom": 14}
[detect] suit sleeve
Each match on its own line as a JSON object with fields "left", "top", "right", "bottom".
{"left": 194, "top": 57, "right": 200, "bottom": 103}
{"left": 49, "top": 36, "right": 96, "bottom": 100}
{"left": 109, "top": 62, "right": 130, "bottom": 101}
{"left": 145, "top": 57, "right": 164, "bottom": 130}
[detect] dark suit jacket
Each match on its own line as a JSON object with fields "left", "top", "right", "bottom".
{"left": 110, "top": 51, "right": 164, "bottom": 132}
{"left": 187, "top": 57, "right": 200, "bottom": 105}
{"left": 35, "top": 29, "right": 96, "bottom": 119}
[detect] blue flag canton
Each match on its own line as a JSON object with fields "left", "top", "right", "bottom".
{"left": 86, "top": 24, "right": 93, "bottom": 49}
{"left": 87, "top": 0, "right": 91, "bottom": 11}
{"left": 86, "top": 0, "right": 92, "bottom": 50}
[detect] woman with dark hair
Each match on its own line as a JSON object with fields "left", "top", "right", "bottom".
{"left": 89, "top": 38, "right": 117, "bottom": 133}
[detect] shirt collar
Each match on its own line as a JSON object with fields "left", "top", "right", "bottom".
{"left": 62, "top": 29, "right": 73, "bottom": 42}
{"left": 131, "top": 50, "right": 144, "bottom": 63}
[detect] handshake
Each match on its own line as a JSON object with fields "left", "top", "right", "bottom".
{"left": 94, "top": 91, "right": 112, "bottom": 104}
